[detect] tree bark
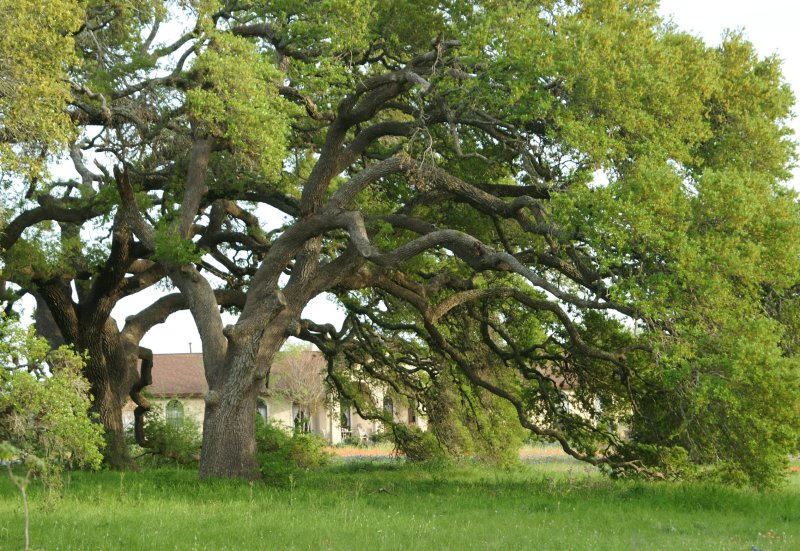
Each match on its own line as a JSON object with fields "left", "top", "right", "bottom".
{"left": 198, "top": 310, "right": 290, "bottom": 479}
{"left": 198, "top": 376, "right": 261, "bottom": 479}
{"left": 91, "top": 378, "right": 130, "bottom": 469}
{"left": 82, "top": 321, "right": 140, "bottom": 469}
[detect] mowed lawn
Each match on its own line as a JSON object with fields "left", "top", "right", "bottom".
{"left": 1, "top": 455, "right": 798, "bottom": 550}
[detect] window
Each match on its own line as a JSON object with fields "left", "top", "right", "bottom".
{"left": 559, "top": 392, "right": 572, "bottom": 415}
{"left": 339, "top": 399, "right": 352, "bottom": 429}
{"left": 383, "top": 396, "right": 394, "bottom": 419}
{"left": 165, "top": 399, "right": 184, "bottom": 429}
{"left": 407, "top": 399, "right": 417, "bottom": 424}
{"left": 257, "top": 399, "right": 269, "bottom": 422}
{"left": 292, "top": 403, "right": 311, "bottom": 432}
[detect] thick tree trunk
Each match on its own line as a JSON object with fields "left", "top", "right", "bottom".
{"left": 92, "top": 382, "right": 130, "bottom": 469}
{"left": 83, "top": 324, "right": 140, "bottom": 469}
{"left": 34, "top": 289, "right": 138, "bottom": 468}
{"left": 198, "top": 317, "right": 288, "bottom": 479}
{"left": 199, "top": 380, "right": 261, "bottom": 479}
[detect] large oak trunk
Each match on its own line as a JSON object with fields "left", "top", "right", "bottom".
{"left": 84, "top": 325, "right": 140, "bottom": 469}
{"left": 198, "top": 380, "right": 261, "bottom": 479}
{"left": 197, "top": 316, "right": 288, "bottom": 479}
{"left": 92, "top": 382, "right": 130, "bottom": 469}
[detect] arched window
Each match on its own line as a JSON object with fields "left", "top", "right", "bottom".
{"left": 257, "top": 399, "right": 269, "bottom": 422}
{"left": 165, "top": 399, "right": 184, "bottom": 429}
{"left": 407, "top": 399, "right": 417, "bottom": 424}
{"left": 383, "top": 396, "right": 394, "bottom": 419}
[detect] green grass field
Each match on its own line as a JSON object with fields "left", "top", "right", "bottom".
{"left": 1, "top": 455, "right": 798, "bottom": 550}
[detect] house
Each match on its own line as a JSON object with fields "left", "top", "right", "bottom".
{"left": 122, "top": 351, "right": 426, "bottom": 444}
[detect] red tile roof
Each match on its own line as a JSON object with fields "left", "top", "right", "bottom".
{"left": 144, "top": 351, "right": 326, "bottom": 397}
{"left": 144, "top": 353, "right": 208, "bottom": 397}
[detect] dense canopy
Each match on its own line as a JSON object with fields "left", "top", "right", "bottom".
{"left": 0, "top": 0, "right": 798, "bottom": 486}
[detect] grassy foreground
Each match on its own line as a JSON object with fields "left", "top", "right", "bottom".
{"left": 1, "top": 457, "right": 798, "bottom": 550}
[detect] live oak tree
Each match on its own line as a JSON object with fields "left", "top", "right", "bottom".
{"left": 0, "top": 0, "right": 247, "bottom": 467}
{"left": 2, "top": 0, "right": 799, "bottom": 486}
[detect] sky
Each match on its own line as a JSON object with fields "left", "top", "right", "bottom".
{"left": 114, "top": 1, "right": 800, "bottom": 354}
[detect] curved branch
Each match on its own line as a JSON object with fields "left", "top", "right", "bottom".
{"left": 1, "top": 197, "right": 104, "bottom": 252}
{"left": 131, "top": 346, "right": 153, "bottom": 447}
{"left": 122, "top": 289, "right": 246, "bottom": 344}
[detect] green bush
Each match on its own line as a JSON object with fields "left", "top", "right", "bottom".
{"left": 255, "top": 417, "right": 291, "bottom": 453}
{"left": 130, "top": 409, "right": 201, "bottom": 465}
{"left": 255, "top": 419, "right": 331, "bottom": 479}
{"left": 391, "top": 424, "right": 444, "bottom": 462}
{"left": 339, "top": 434, "right": 361, "bottom": 447}
{"left": 369, "top": 431, "right": 391, "bottom": 444}
{"left": 286, "top": 433, "right": 331, "bottom": 469}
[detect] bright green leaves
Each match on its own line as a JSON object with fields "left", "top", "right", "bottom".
{"left": 255, "top": 0, "right": 375, "bottom": 55}
{"left": 688, "top": 169, "right": 800, "bottom": 293}
{"left": 186, "top": 33, "right": 294, "bottom": 178}
{"left": 370, "top": 0, "right": 448, "bottom": 55}
{"left": 0, "top": 0, "right": 83, "bottom": 178}
{"left": 0, "top": 316, "right": 104, "bottom": 483}
{"left": 1, "top": 227, "right": 87, "bottom": 284}
{"left": 549, "top": 1, "right": 714, "bottom": 167}
{"left": 697, "top": 33, "right": 796, "bottom": 178}
{"left": 651, "top": 315, "right": 799, "bottom": 488}
{"left": 153, "top": 221, "right": 201, "bottom": 265}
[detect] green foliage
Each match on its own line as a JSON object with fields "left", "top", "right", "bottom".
{"left": 2, "top": 0, "right": 798, "bottom": 488}
{"left": 424, "top": 368, "right": 527, "bottom": 468}
{"left": 255, "top": 418, "right": 331, "bottom": 480}
{"left": 132, "top": 408, "right": 202, "bottom": 465}
{"left": 1, "top": 226, "right": 90, "bottom": 284}
{"left": 255, "top": 417, "right": 292, "bottom": 453}
{"left": 390, "top": 423, "right": 444, "bottom": 462}
{"left": 255, "top": 0, "right": 375, "bottom": 54}
{"left": 152, "top": 223, "right": 203, "bottom": 265}
{"left": 0, "top": 0, "right": 83, "bottom": 178}
{"left": 0, "top": 316, "right": 104, "bottom": 485}
{"left": 285, "top": 433, "right": 332, "bottom": 469}
{"left": 186, "top": 32, "right": 293, "bottom": 177}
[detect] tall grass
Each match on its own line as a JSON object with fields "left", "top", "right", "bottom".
{"left": 1, "top": 459, "right": 798, "bottom": 550}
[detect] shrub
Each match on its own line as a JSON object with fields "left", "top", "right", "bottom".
{"left": 339, "top": 434, "right": 361, "bottom": 447}
{"left": 255, "top": 419, "right": 331, "bottom": 479}
{"left": 0, "top": 316, "right": 104, "bottom": 551}
{"left": 255, "top": 417, "right": 291, "bottom": 452}
{"left": 0, "top": 319, "right": 104, "bottom": 482}
{"left": 369, "top": 431, "right": 391, "bottom": 444}
{"left": 391, "top": 424, "right": 444, "bottom": 462}
{"left": 131, "top": 408, "right": 201, "bottom": 465}
{"left": 285, "top": 433, "right": 331, "bottom": 469}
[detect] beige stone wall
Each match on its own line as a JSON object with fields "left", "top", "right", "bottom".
{"left": 121, "top": 387, "right": 429, "bottom": 444}
{"left": 122, "top": 397, "right": 205, "bottom": 429}
{"left": 266, "top": 395, "right": 293, "bottom": 429}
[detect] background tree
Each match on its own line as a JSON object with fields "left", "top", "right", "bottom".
{"left": 270, "top": 345, "right": 327, "bottom": 415}
{"left": 0, "top": 0, "right": 250, "bottom": 467}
